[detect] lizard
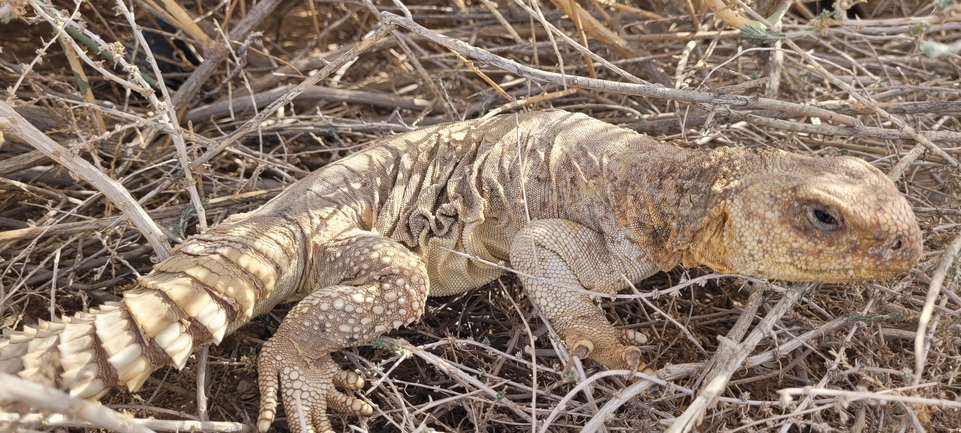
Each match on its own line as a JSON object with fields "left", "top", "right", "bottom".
{"left": 0, "top": 110, "right": 922, "bottom": 433}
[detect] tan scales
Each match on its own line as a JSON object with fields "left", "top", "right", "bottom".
{"left": 0, "top": 111, "right": 922, "bottom": 432}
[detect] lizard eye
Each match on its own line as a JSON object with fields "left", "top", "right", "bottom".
{"left": 806, "top": 204, "right": 843, "bottom": 231}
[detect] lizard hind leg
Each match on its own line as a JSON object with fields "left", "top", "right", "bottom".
{"left": 257, "top": 232, "right": 429, "bottom": 433}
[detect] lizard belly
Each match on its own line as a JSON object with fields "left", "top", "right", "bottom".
{"left": 421, "top": 217, "right": 513, "bottom": 296}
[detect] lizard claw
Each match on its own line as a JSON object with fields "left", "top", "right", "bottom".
{"left": 561, "top": 339, "right": 594, "bottom": 376}
{"left": 620, "top": 345, "right": 654, "bottom": 378}
{"left": 257, "top": 340, "right": 372, "bottom": 433}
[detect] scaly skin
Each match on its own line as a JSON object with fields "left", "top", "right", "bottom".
{"left": 0, "top": 111, "right": 921, "bottom": 432}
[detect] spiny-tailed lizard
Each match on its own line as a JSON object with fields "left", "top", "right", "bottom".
{"left": 0, "top": 111, "right": 921, "bottom": 432}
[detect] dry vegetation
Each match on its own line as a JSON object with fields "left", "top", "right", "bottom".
{"left": 1, "top": 0, "right": 960, "bottom": 431}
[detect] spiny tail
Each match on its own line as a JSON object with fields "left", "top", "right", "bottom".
{"left": 0, "top": 301, "right": 181, "bottom": 399}
{"left": 0, "top": 217, "right": 302, "bottom": 400}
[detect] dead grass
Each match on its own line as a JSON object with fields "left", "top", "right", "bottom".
{"left": 1, "top": 0, "right": 960, "bottom": 431}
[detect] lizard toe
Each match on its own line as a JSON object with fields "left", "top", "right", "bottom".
{"left": 278, "top": 362, "right": 333, "bottom": 433}
{"left": 570, "top": 339, "right": 594, "bottom": 360}
{"left": 257, "top": 347, "right": 283, "bottom": 433}
{"left": 326, "top": 389, "right": 374, "bottom": 415}
{"left": 620, "top": 345, "right": 654, "bottom": 376}
{"left": 561, "top": 339, "right": 594, "bottom": 375}
{"left": 327, "top": 369, "right": 373, "bottom": 415}
{"left": 618, "top": 329, "right": 648, "bottom": 345}
{"left": 332, "top": 369, "right": 365, "bottom": 390}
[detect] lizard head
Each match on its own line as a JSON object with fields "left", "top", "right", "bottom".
{"left": 688, "top": 152, "right": 922, "bottom": 283}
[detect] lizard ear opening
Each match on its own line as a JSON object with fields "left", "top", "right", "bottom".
{"left": 805, "top": 203, "right": 844, "bottom": 232}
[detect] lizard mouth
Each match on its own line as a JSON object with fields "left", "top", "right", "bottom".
{"left": 741, "top": 229, "right": 922, "bottom": 284}
{"left": 752, "top": 262, "right": 912, "bottom": 284}
{"left": 787, "top": 237, "right": 921, "bottom": 283}
{"left": 812, "top": 266, "right": 910, "bottom": 283}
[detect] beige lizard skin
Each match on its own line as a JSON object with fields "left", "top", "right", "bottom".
{"left": 0, "top": 111, "right": 922, "bottom": 432}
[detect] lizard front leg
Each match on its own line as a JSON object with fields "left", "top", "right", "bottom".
{"left": 257, "top": 230, "right": 429, "bottom": 433}
{"left": 510, "top": 219, "right": 658, "bottom": 373}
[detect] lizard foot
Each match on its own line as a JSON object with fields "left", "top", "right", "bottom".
{"left": 258, "top": 342, "right": 372, "bottom": 433}
{"left": 561, "top": 338, "right": 653, "bottom": 377}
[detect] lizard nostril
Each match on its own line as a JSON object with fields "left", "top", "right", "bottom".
{"left": 890, "top": 237, "right": 903, "bottom": 252}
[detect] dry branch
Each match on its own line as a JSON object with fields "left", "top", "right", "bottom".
{"left": 0, "top": 101, "right": 171, "bottom": 259}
